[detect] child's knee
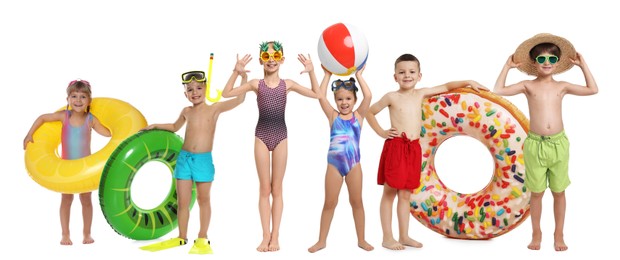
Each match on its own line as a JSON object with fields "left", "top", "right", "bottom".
{"left": 349, "top": 197, "right": 363, "bottom": 209}
{"left": 80, "top": 199, "right": 93, "bottom": 207}
{"left": 551, "top": 191, "right": 565, "bottom": 199}
{"left": 61, "top": 194, "right": 74, "bottom": 204}
{"left": 397, "top": 189, "right": 411, "bottom": 199}
{"left": 324, "top": 199, "right": 339, "bottom": 210}
{"left": 197, "top": 193, "right": 211, "bottom": 206}
{"left": 531, "top": 192, "right": 545, "bottom": 199}
{"left": 382, "top": 186, "right": 397, "bottom": 197}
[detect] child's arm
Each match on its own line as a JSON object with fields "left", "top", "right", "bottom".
{"left": 288, "top": 54, "right": 319, "bottom": 98}
{"left": 142, "top": 108, "right": 187, "bottom": 132}
{"left": 423, "top": 80, "right": 488, "bottom": 98}
{"left": 354, "top": 65, "right": 372, "bottom": 119}
{"left": 222, "top": 54, "right": 255, "bottom": 98}
{"left": 317, "top": 68, "right": 336, "bottom": 122}
{"left": 216, "top": 73, "right": 248, "bottom": 113}
{"left": 366, "top": 94, "right": 398, "bottom": 139}
{"left": 23, "top": 111, "right": 65, "bottom": 149}
{"left": 564, "top": 52, "right": 599, "bottom": 96}
{"left": 494, "top": 55, "right": 526, "bottom": 96}
{"left": 92, "top": 116, "right": 111, "bottom": 137}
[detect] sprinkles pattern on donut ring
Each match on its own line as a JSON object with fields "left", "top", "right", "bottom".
{"left": 412, "top": 88, "right": 531, "bottom": 239}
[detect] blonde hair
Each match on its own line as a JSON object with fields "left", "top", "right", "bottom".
{"left": 66, "top": 79, "right": 92, "bottom": 112}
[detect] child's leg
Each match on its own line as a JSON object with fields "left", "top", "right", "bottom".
{"left": 308, "top": 165, "right": 344, "bottom": 253}
{"left": 396, "top": 189, "right": 422, "bottom": 248}
{"left": 60, "top": 193, "right": 74, "bottom": 245}
{"left": 176, "top": 179, "right": 194, "bottom": 240}
{"left": 268, "top": 139, "right": 288, "bottom": 251}
{"left": 552, "top": 191, "right": 567, "bottom": 251}
{"left": 344, "top": 165, "right": 373, "bottom": 251}
{"left": 196, "top": 182, "right": 213, "bottom": 239}
{"left": 254, "top": 138, "right": 272, "bottom": 252}
{"left": 528, "top": 191, "right": 544, "bottom": 250}
{"left": 380, "top": 185, "right": 402, "bottom": 250}
{"left": 79, "top": 192, "right": 94, "bottom": 244}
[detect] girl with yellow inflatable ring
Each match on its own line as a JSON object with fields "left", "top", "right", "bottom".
{"left": 23, "top": 79, "right": 111, "bottom": 246}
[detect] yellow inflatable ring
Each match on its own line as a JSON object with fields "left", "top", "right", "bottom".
{"left": 412, "top": 88, "right": 530, "bottom": 239}
{"left": 24, "top": 97, "right": 147, "bottom": 194}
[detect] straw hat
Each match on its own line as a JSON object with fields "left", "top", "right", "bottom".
{"left": 513, "top": 33, "right": 576, "bottom": 76}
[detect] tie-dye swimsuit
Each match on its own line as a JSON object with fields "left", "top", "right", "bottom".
{"left": 327, "top": 114, "right": 361, "bottom": 177}
{"left": 61, "top": 110, "right": 92, "bottom": 160}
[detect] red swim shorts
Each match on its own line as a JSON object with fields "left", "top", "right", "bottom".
{"left": 377, "top": 133, "right": 422, "bottom": 190}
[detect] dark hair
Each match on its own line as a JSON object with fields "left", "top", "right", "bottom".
{"left": 529, "top": 43, "right": 561, "bottom": 60}
{"left": 395, "top": 53, "right": 420, "bottom": 70}
{"left": 66, "top": 80, "right": 92, "bottom": 112}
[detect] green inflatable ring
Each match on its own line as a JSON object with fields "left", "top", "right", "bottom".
{"left": 99, "top": 129, "right": 196, "bottom": 240}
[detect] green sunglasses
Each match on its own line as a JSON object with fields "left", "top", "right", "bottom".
{"left": 535, "top": 55, "right": 559, "bottom": 64}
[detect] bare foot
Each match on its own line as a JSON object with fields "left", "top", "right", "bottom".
{"left": 83, "top": 235, "right": 94, "bottom": 244}
{"left": 268, "top": 238, "right": 280, "bottom": 252}
{"left": 257, "top": 237, "right": 270, "bottom": 252}
{"left": 308, "top": 241, "right": 326, "bottom": 253}
{"left": 527, "top": 232, "right": 542, "bottom": 250}
{"left": 382, "top": 239, "right": 404, "bottom": 250}
{"left": 60, "top": 235, "right": 72, "bottom": 246}
{"left": 358, "top": 240, "right": 374, "bottom": 251}
{"left": 554, "top": 233, "right": 568, "bottom": 251}
{"left": 399, "top": 237, "right": 423, "bottom": 248}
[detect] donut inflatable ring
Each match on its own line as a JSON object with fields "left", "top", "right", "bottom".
{"left": 24, "top": 97, "right": 147, "bottom": 194}
{"left": 412, "top": 88, "right": 530, "bottom": 239}
{"left": 99, "top": 129, "right": 197, "bottom": 240}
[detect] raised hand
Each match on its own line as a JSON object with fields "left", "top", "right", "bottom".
{"left": 322, "top": 65, "right": 332, "bottom": 77}
{"left": 506, "top": 54, "right": 520, "bottom": 68}
{"left": 235, "top": 54, "right": 252, "bottom": 76}
{"left": 570, "top": 52, "right": 584, "bottom": 67}
{"left": 298, "top": 54, "right": 314, "bottom": 74}
{"left": 355, "top": 63, "right": 366, "bottom": 77}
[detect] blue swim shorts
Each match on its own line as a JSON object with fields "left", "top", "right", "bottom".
{"left": 173, "top": 150, "right": 215, "bottom": 182}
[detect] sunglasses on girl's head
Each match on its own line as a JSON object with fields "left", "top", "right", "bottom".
{"left": 68, "top": 79, "right": 90, "bottom": 86}
{"left": 535, "top": 55, "right": 559, "bottom": 64}
{"left": 260, "top": 51, "right": 283, "bottom": 62}
{"left": 331, "top": 78, "right": 358, "bottom": 92}
{"left": 181, "top": 71, "right": 207, "bottom": 83}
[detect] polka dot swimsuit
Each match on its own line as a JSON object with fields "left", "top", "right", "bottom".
{"left": 255, "top": 79, "right": 287, "bottom": 151}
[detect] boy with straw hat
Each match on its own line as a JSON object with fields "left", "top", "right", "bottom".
{"left": 493, "top": 33, "right": 598, "bottom": 252}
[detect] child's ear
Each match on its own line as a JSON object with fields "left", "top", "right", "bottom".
{"left": 280, "top": 56, "right": 285, "bottom": 63}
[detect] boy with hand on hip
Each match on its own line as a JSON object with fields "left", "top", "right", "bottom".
{"left": 367, "top": 54, "right": 486, "bottom": 250}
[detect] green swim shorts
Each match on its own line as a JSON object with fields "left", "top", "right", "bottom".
{"left": 523, "top": 130, "right": 570, "bottom": 193}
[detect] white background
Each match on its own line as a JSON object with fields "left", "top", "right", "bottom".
{"left": 1, "top": 0, "right": 617, "bottom": 259}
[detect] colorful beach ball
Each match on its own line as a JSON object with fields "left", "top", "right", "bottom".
{"left": 318, "top": 23, "right": 369, "bottom": 76}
